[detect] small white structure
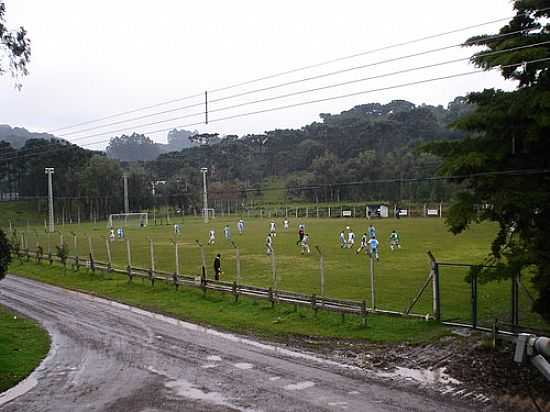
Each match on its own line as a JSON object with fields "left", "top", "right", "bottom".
{"left": 107, "top": 213, "right": 148, "bottom": 228}
{"left": 367, "top": 204, "right": 389, "bottom": 218}
{"left": 342, "top": 210, "right": 352, "bottom": 217}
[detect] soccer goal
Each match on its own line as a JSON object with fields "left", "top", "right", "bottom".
{"left": 201, "top": 208, "right": 215, "bottom": 220}
{"left": 108, "top": 213, "right": 148, "bottom": 228}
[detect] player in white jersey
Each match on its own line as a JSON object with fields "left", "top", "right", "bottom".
{"left": 347, "top": 229, "right": 355, "bottom": 248}
{"left": 300, "top": 233, "right": 311, "bottom": 255}
{"left": 174, "top": 223, "right": 181, "bottom": 235}
{"left": 338, "top": 231, "right": 346, "bottom": 248}
{"left": 269, "top": 221, "right": 277, "bottom": 237}
{"left": 109, "top": 228, "right": 115, "bottom": 241}
{"left": 223, "top": 225, "right": 232, "bottom": 241}
{"left": 208, "top": 229, "right": 216, "bottom": 246}
{"left": 283, "top": 218, "right": 289, "bottom": 231}
{"left": 237, "top": 219, "right": 245, "bottom": 234}
{"left": 356, "top": 233, "right": 368, "bottom": 255}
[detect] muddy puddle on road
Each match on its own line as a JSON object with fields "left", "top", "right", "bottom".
{"left": 370, "top": 365, "right": 492, "bottom": 404}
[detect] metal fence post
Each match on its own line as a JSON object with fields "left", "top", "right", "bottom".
{"left": 427, "top": 251, "right": 441, "bottom": 321}
{"left": 315, "top": 246, "right": 325, "bottom": 301}
{"left": 471, "top": 272, "right": 478, "bottom": 328}
{"left": 370, "top": 255, "right": 376, "bottom": 310}
{"left": 88, "top": 235, "right": 95, "bottom": 272}
{"left": 105, "top": 237, "right": 112, "bottom": 271}
{"left": 512, "top": 273, "right": 519, "bottom": 329}
{"left": 126, "top": 238, "right": 132, "bottom": 282}
{"left": 271, "top": 249, "right": 277, "bottom": 295}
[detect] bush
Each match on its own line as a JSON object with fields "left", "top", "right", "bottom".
{"left": 0, "top": 230, "right": 12, "bottom": 281}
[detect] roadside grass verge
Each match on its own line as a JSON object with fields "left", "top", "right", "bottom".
{"left": 0, "top": 304, "right": 50, "bottom": 393}
{"left": 9, "top": 262, "right": 448, "bottom": 344}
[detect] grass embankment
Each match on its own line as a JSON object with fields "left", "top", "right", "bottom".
{"left": 10, "top": 262, "right": 447, "bottom": 344}
{"left": 0, "top": 305, "right": 50, "bottom": 393}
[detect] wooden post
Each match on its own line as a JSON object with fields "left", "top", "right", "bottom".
{"left": 306, "top": 208, "right": 308, "bottom": 218}
{"left": 316, "top": 207, "right": 319, "bottom": 218}
{"left": 72, "top": 234, "right": 78, "bottom": 252}
{"left": 361, "top": 300, "right": 368, "bottom": 327}
{"left": 370, "top": 256, "right": 376, "bottom": 310}
{"left": 105, "top": 238, "right": 112, "bottom": 270}
{"left": 295, "top": 208, "right": 298, "bottom": 219}
{"left": 439, "top": 202, "right": 443, "bottom": 219}
{"left": 328, "top": 207, "right": 331, "bottom": 218}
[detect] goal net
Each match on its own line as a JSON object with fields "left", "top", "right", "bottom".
{"left": 108, "top": 213, "right": 148, "bottom": 228}
{"left": 201, "top": 208, "right": 215, "bottom": 220}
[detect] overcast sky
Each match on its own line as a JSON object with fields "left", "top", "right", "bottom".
{"left": 1, "top": 0, "right": 516, "bottom": 149}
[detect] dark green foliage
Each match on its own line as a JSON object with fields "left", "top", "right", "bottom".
{"left": 0, "top": 0, "right": 31, "bottom": 87}
{"left": 0, "top": 229, "right": 11, "bottom": 280}
{"left": 423, "top": 0, "right": 550, "bottom": 320}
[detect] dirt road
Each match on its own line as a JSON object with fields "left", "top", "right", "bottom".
{"left": 0, "top": 275, "right": 481, "bottom": 411}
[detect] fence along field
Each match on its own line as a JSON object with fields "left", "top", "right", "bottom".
{"left": 7, "top": 216, "right": 549, "bottom": 333}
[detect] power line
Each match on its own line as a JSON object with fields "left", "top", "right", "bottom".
{"left": 2, "top": 56, "right": 549, "bottom": 163}
{"left": 207, "top": 169, "right": 550, "bottom": 195}
{"left": 44, "top": 10, "right": 547, "bottom": 135}
{"left": 9, "top": 39, "right": 548, "bottom": 160}
{"left": 54, "top": 28, "right": 528, "bottom": 140}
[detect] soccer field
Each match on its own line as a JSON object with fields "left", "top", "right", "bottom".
{"left": 14, "top": 215, "right": 538, "bottom": 328}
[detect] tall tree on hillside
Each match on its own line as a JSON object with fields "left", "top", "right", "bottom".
{"left": 106, "top": 133, "right": 161, "bottom": 161}
{"left": 0, "top": 0, "right": 31, "bottom": 88}
{"left": 423, "top": 1, "right": 550, "bottom": 320}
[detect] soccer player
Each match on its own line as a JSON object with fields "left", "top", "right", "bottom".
{"left": 265, "top": 233, "right": 273, "bottom": 256}
{"left": 283, "top": 218, "right": 289, "bottom": 232}
{"left": 237, "top": 219, "right": 245, "bottom": 234}
{"left": 347, "top": 229, "right": 355, "bottom": 249}
{"left": 213, "top": 254, "right": 222, "bottom": 280}
{"left": 296, "top": 224, "right": 305, "bottom": 245}
{"left": 109, "top": 228, "right": 115, "bottom": 241}
{"left": 356, "top": 233, "right": 368, "bottom": 255}
{"left": 301, "top": 233, "right": 311, "bottom": 255}
{"left": 208, "top": 229, "right": 216, "bottom": 246}
{"left": 270, "top": 221, "right": 277, "bottom": 237}
{"left": 368, "top": 236, "right": 380, "bottom": 261}
{"left": 174, "top": 223, "right": 181, "bottom": 235}
{"left": 368, "top": 224, "right": 376, "bottom": 239}
{"left": 223, "top": 225, "right": 232, "bottom": 241}
{"left": 389, "top": 230, "right": 401, "bottom": 250}
{"left": 116, "top": 227, "right": 124, "bottom": 240}
{"left": 338, "top": 231, "right": 346, "bottom": 248}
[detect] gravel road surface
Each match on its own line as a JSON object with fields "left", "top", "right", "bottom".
{"left": 0, "top": 275, "right": 480, "bottom": 411}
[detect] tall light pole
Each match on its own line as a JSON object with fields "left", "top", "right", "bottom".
{"left": 44, "top": 168, "right": 55, "bottom": 233}
{"left": 200, "top": 167, "right": 208, "bottom": 223}
{"left": 123, "top": 174, "right": 129, "bottom": 214}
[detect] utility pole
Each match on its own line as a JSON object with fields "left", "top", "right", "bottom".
{"left": 123, "top": 174, "right": 129, "bottom": 214}
{"left": 45, "top": 168, "right": 55, "bottom": 233}
{"left": 200, "top": 167, "right": 208, "bottom": 223}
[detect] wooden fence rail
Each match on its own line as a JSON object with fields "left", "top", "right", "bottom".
{"left": 14, "top": 248, "right": 433, "bottom": 324}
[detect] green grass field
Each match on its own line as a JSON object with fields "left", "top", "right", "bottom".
{"left": 0, "top": 305, "right": 50, "bottom": 393}
{"left": 9, "top": 215, "right": 545, "bottom": 330}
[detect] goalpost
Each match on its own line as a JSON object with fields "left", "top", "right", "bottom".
{"left": 201, "top": 208, "right": 215, "bottom": 221}
{"left": 108, "top": 213, "right": 149, "bottom": 228}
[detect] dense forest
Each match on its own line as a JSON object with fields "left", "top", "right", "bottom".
{"left": 0, "top": 97, "right": 471, "bottom": 219}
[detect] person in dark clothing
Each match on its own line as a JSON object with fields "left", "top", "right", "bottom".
{"left": 213, "top": 254, "right": 222, "bottom": 280}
